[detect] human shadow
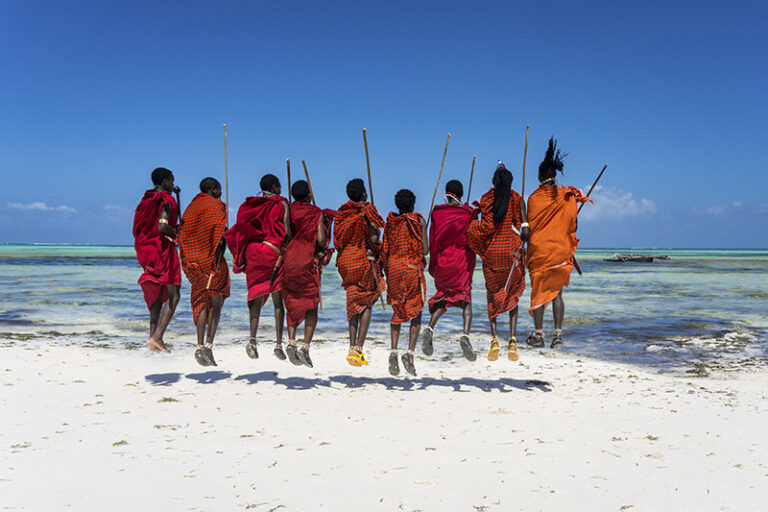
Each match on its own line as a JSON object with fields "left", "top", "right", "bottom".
{"left": 145, "top": 372, "right": 182, "bottom": 386}
{"left": 186, "top": 371, "right": 232, "bottom": 384}
{"left": 232, "top": 372, "right": 550, "bottom": 392}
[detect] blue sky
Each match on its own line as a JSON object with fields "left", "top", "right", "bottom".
{"left": 1, "top": 0, "right": 766, "bottom": 247}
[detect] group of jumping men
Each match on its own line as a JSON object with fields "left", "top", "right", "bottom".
{"left": 132, "top": 137, "right": 591, "bottom": 376}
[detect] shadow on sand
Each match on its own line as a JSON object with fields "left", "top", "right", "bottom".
{"left": 146, "top": 370, "right": 551, "bottom": 392}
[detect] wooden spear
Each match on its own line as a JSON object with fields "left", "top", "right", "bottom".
{"left": 301, "top": 159, "right": 316, "bottom": 206}
{"left": 361, "top": 128, "right": 385, "bottom": 309}
{"left": 579, "top": 164, "right": 608, "bottom": 213}
{"left": 521, "top": 125, "right": 529, "bottom": 199}
{"left": 467, "top": 155, "right": 476, "bottom": 203}
{"left": 426, "top": 133, "right": 451, "bottom": 228}
{"left": 286, "top": 158, "right": 292, "bottom": 204}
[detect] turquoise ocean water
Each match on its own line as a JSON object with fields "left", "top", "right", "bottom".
{"left": 0, "top": 244, "right": 766, "bottom": 371}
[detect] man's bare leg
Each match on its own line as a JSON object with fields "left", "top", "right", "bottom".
{"left": 408, "top": 313, "right": 421, "bottom": 352}
{"left": 304, "top": 308, "right": 318, "bottom": 344}
{"left": 552, "top": 291, "right": 564, "bottom": 331}
{"left": 246, "top": 295, "right": 265, "bottom": 358}
{"left": 427, "top": 302, "right": 446, "bottom": 330}
{"left": 509, "top": 306, "right": 519, "bottom": 339}
{"left": 148, "top": 296, "right": 162, "bottom": 351}
{"left": 348, "top": 313, "right": 360, "bottom": 348}
{"left": 272, "top": 290, "right": 285, "bottom": 344}
{"left": 460, "top": 301, "right": 472, "bottom": 335}
{"left": 422, "top": 301, "right": 444, "bottom": 355}
{"left": 148, "top": 284, "right": 179, "bottom": 353}
{"left": 195, "top": 307, "right": 208, "bottom": 346}
{"left": 389, "top": 322, "right": 401, "bottom": 375}
{"left": 206, "top": 295, "right": 223, "bottom": 345}
{"left": 489, "top": 315, "right": 498, "bottom": 339}
{"left": 356, "top": 306, "right": 372, "bottom": 349}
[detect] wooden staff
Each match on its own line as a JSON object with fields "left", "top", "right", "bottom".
{"left": 362, "top": 128, "right": 374, "bottom": 204}
{"left": 207, "top": 124, "right": 230, "bottom": 290}
{"left": 301, "top": 159, "right": 316, "bottom": 206}
{"left": 467, "top": 155, "right": 476, "bottom": 203}
{"left": 302, "top": 159, "right": 324, "bottom": 310}
{"left": 361, "top": 128, "right": 385, "bottom": 309}
{"left": 286, "top": 158, "right": 292, "bottom": 204}
{"left": 521, "top": 125, "right": 529, "bottom": 199}
{"left": 578, "top": 164, "right": 608, "bottom": 213}
{"left": 427, "top": 133, "right": 451, "bottom": 228}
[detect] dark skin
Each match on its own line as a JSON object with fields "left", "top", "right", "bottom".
{"left": 248, "top": 183, "right": 292, "bottom": 346}
{"left": 348, "top": 191, "right": 380, "bottom": 350}
{"left": 426, "top": 194, "right": 473, "bottom": 334}
{"left": 195, "top": 185, "right": 226, "bottom": 348}
{"left": 286, "top": 197, "right": 327, "bottom": 345}
{"left": 389, "top": 209, "right": 429, "bottom": 352}
{"left": 147, "top": 174, "right": 181, "bottom": 354}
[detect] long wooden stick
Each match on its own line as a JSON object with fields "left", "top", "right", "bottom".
{"left": 301, "top": 160, "right": 316, "bottom": 206}
{"left": 427, "top": 133, "right": 451, "bottom": 228}
{"left": 521, "top": 125, "right": 529, "bottom": 199}
{"left": 223, "top": 124, "right": 229, "bottom": 222}
{"left": 362, "top": 128, "right": 374, "bottom": 204}
{"left": 467, "top": 155, "right": 476, "bottom": 203}
{"left": 579, "top": 164, "right": 608, "bottom": 213}
{"left": 286, "top": 158, "right": 292, "bottom": 204}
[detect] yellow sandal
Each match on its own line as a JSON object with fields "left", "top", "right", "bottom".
{"left": 487, "top": 338, "right": 500, "bottom": 361}
{"left": 346, "top": 348, "right": 362, "bottom": 367}
{"left": 508, "top": 338, "right": 519, "bottom": 361}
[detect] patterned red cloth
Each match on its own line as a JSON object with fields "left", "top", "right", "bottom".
{"left": 334, "top": 200, "right": 386, "bottom": 321}
{"left": 225, "top": 195, "right": 287, "bottom": 302}
{"left": 132, "top": 190, "right": 181, "bottom": 309}
{"left": 427, "top": 203, "right": 476, "bottom": 313}
{"left": 466, "top": 187, "right": 525, "bottom": 319}
{"left": 382, "top": 212, "right": 426, "bottom": 324}
{"left": 282, "top": 201, "right": 336, "bottom": 327}
{"left": 178, "top": 193, "right": 231, "bottom": 324}
{"left": 526, "top": 184, "right": 591, "bottom": 314}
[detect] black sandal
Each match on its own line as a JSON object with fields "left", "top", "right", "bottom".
{"left": 422, "top": 327, "right": 434, "bottom": 356}
{"left": 274, "top": 343, "right": 287, "bottom": 361}
{"left": 401, "top": 352, "right": 417, "bottom": 376}
{"left": 551, "top": 330, "right": 563, "bottom": 350}
{"left": 298, "top": 346, "right": 313, "bottom": 368}
{"left": 388, "top": 352, "right": 400, "bottom": 376}
{"left": 459, "top": 335, "right": 476, "bottom": 361}
{"left": 195, "top": 346, "right": 211, "bottom": 367}
{"left": 286, "top": 343, "right": 302, "bottom": 365}
{"left": 246, "top": 338, "right": 259, "bottom": 359}
{"left": 526, "top": 333, "right": 545, "bottom": 348}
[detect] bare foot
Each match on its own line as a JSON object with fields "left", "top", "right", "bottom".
{"left": 148, "top": 338, "right": 171, "bottom": 354}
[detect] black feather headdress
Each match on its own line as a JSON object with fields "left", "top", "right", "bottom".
{"left": 538, "top": 137, "right": 566, "bottom": 183}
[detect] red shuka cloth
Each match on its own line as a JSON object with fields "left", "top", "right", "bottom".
{"left": 132, "top": 190, "right": 181, "bottom": 309}
{"left": 427, "top": 203, "right": 476, "bottom": 313}
{"left": 224, "top": 195, "right": 287, "bottom": 303}
{"left": 334, "top": 200, "right": 386, "bottom": 321}
{"left": 382, "top": 212, "right": 426, "bottom": 324}
{"left": 178, "top": 192, "right": 231, "bottom": 324}
{"left": 282, "top": 201, "right": 336, "bottom": 327}
{"left": 466, "top": 188, "right": 525, "bottom": 319}
{"left": 526, "top": 184, "right": 591, "bottom": 314}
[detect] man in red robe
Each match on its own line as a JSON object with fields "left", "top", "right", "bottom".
{"left": 282, "top": 180, "right": 335, "bottom": 368}
{"left": 422, "top": 179, "right": 477, "bottom": 361}
{"left": 178, "top": 177, "right": 230, "bottom": 366}
{"left": 382, "top": 189, "right": 428, "bottom": 377}
{"left": 334, "top": 178, "right": 386, "bottom": 367}
{"left": 132, "top": 167, "right": 181, "bottom": 354}
{"left": 225, "top": 174, "right": 291, "bottom": 360}
{"left": 466, "top": 163, "right": 530, "bottom": 362}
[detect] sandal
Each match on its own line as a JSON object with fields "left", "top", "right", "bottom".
{"left": 246, "top": 338, "right": 259, "bottom": 359}
{"left": 508, "top": 338, "right": 519, "bottom": 361}
{"left": 346, "top": 347, "right": 363, "bottom": 367}
{"left": 194, "top": 346, "right": 211, "bottom": 367}
{"left": 286, "top": 341, "right": 302, "bottom": 365}
{"left": 388, "top": 351, "right": 400, "bottom": 376}
{"left": 551, "top": 329, "right": 564, "bottom": 350}
{"left": 487, "top": 338, "right": 500, "bottom": 361}
{"left": 298, "top": 345, "right": 313, "bottom": 368}
{"left": 401, "top": 351, "right": 417, "bottom": 376}
{"left": 526, "top": 332, "right": 545, "bottom": 348}
{"left": 459, "top": 335, "right": 477, "bottom": 361}
{"left": 422, "top": 326, "right": 434, "bottom": 356}
{"left": 274, "top": 342, "right": 287, "bottom": 361}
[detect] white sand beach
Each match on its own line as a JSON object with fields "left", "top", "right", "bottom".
{"left": 2, "top": 340, "right": 767, "bottom": 511}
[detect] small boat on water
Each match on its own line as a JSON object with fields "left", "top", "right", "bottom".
{"left": 603, "top": 252, "right": 669, "bottom": 263}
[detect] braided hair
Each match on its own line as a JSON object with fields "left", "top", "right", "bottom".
{"left": 538, "top": 137, "right": 566, "bottom": 184}
{"left": 492, "top": 163, "right": 513, "bottom": 224}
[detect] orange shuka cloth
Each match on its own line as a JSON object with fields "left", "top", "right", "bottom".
{"left": 334, "top": 200, "right": 386, "bottom": 321}
{"left": 178, "top": 193, "right": 231, "bottom": 324}
{"left": 526, "top": 184, "right": 591, "bottom": 314}
{"left": 382, "top": 212, "right": 426, "bottom": 324}
{"left": 132, "top": 190, "right": 181, "bottom": 309}
{"left": 466, "top": 188, "right": 525, "bottom": 319}
{"left": 282, "top": 202, "right": 336, "bottom": 327}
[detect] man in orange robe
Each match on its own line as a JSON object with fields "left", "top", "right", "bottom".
{"left": 423, "top": 179, "right": 477, "bottom": 361}
{"left": 225, "top": 174, "right": 291, "bottom": 360}
{"left": 178, "top": 177, "right": 230, "bottom": 367}
{"left": 467, "top": 163, "right": 530, "bottom": 362}
{"left": 334, "top": 178, "right": 386, "bottom": 367}
{"left": 526, "top": 138, "right": 591, "bottom": 349}
{"left": 382, "top": 189, "right": 428, "bottom": 377}
{"left": 132, "top": 167, "right": 181, "bottom": 354}
{"left": 282, "top": 180, "right": 335, "bottom": 368}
